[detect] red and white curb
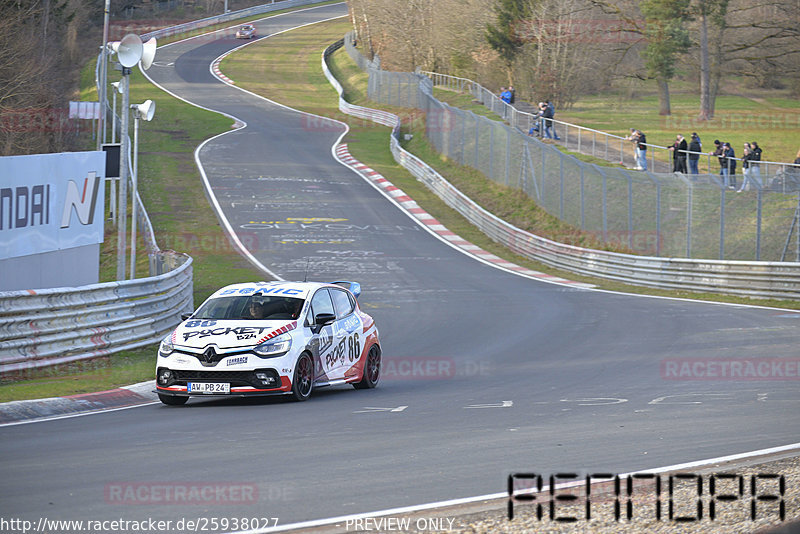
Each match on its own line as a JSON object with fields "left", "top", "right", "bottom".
{"left": 334, "top": 144, "right": 594, "bottom": 288}
{"left": 212, "top": 61, "right": 235, "bottom": 85}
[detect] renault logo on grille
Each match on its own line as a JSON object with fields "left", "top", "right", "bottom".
{"left": 203, "top": 347, "right": 217, "bottom": 363}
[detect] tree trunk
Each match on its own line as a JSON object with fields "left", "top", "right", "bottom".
{"left": 657, "top": 77, "right": 671, "bottom": 116}
{"left": 698, "top": 9, "right": 712, "bottom": 120}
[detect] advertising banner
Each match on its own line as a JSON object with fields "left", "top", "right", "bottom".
{"left": 0, "top": 151, "right": 105, "bottom": 260}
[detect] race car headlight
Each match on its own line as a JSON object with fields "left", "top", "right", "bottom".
{"left": 159, "top": 336, "right": 174, "bottom": 357}
{"left": 253, "top": 333, "right": 291, "bottom": 358}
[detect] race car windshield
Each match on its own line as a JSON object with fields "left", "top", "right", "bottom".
{"left": 193, "top": 296, "right": 304, "bottom": 321}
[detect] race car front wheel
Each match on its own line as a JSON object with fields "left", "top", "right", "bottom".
{"left": 354, "top": 345, "right": 380, "bottom": 389}
{"left": 158, "top": 393, "right": 188, "bottom": 406}
{"left": 290, "top": 353, "right": 313, "bottom": 401}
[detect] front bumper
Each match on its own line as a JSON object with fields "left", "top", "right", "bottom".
{"left": 156, "top": 367, "right": 292, "bottom": 396}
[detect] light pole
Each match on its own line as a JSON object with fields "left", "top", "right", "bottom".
{"left": 98, "top": 0, "right": 111, "bottom": 149}
{"left": 130, "top": 99, "right": 155, "bottom": 279}
{"left": 110, "top": 34, "right": 143, "bottom": 281}
{"left": 110, "top": 80, "right": 122, "bottom": 225}
{"left": 110, "top": 81, "right": 121, "bottom": 143}
{"left": 107, "top": 33, "right": 156, "bottom": 280}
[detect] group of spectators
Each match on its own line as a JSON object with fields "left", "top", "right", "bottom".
{"left": 525, "top": 101, "right": 560, "bottom": 140}
{"left": 499, "top": 86, "right": 515, "bottom": 104}
{"left": 495, "top": 87, "right": 798, "bottom": 189}
{"left": 706, "top": 139, "right": 764, "bottom": 191}
{"left": 629, "top": 129, "right": 770, "bottom": 192}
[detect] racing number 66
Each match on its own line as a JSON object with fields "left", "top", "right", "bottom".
{"left": 348, "top": 332, "right": 360, "bottom": 362}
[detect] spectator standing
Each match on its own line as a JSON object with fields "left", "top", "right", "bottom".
{"left": 711, "top": 140, "right": 727, "bottom": 186}
{"left": 739, "top": 144, "right": 751, "bottom": 192}
{"left": 669, "top": 134, "right": 688, "bottom": 173}
{"left": 750, "top": 141, "right": 762, "bottom": 187}
{"left": 500, "top": 87, "right": 512, "bottom": 104}
{"left": 626, "top": 128, "right": 647, "bottom": 171}
{"left": 544, "top": 101, "right": 560, "bottom": 140}
{"left": 688, "top": 133, "right": 701, "bottom": 175}
{"left": 723, "top": 142, "right": 737, "bottom": 188}
{"left": 508, "top": 86, "right": 515, "bottom": 104}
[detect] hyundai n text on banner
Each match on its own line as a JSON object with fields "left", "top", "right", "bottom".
{"left": 0, "top": 151, "right": 105, "bottom": 259}
{"left": 0, "top": 151, "right": 105, "bottom": 290}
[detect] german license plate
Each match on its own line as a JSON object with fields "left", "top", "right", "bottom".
{"left": 187, "top": 382, "right": 230, "bottom": 394}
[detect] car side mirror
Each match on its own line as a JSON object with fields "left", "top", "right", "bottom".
{"left": 314, "top": 313, "right": 336, "bottom": 327}
{"left": 181, "top": 313, "right": 193, "bottom": 321}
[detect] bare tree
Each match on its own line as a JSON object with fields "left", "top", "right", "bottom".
{"left": 0, "top": 0, "right": 90, "bottom": 156}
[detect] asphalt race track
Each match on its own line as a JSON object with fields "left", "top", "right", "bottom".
{"left": 1, "top": 3, "right": 799, "bottom": 530}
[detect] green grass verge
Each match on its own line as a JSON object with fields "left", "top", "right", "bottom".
{"left": 0, "top": 347, "right": 155, "bottom": 403}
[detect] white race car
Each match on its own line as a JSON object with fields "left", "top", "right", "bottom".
{"left": 155, "top": 281, "right": 381, "bottom": 405}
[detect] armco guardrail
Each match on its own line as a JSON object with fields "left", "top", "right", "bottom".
{"left": 324, "top": 38, "right": 800, "bottom": 300}
{"left": 140, "top": 0, "right": 327, "bottom": 41}
{"left": 0, "top": 252, "right": 192, "bottom": 377}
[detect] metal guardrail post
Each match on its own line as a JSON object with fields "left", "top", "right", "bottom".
{"left": 756, "top": 189, "right": 763, "bottom": 261}
{"left": 580, "top": 166, "right": 586, "bottom": 230}
{"left": 656, "top": 180, "right": 662, "bottom": 256}
{"left": 505, "top": 129, "right": 511, "bottom": 186}
{"left": 489, "top": 122, "right": 495, "bottom": 181}
{"left": 720, "top": 188, "right": 726, "bottom": 260}
{"left": 559, "top": 156, "right": 565, "bottom": 219}
{"left": 687, "top": 184, "right": 693, "bottom": 258}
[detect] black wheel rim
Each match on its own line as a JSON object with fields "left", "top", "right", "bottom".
{"left": 297, "top": 356, "right": 312, "bottom": 396}
{"left": 367, "top": 348, "right": 380, "bottom": 383}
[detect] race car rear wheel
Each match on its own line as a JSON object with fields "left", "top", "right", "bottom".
{"left": 158, "top": 393, "right": 188, "bottom": 406}
{"left": 354, "top": 345, "right": 380, "bottom": 389}
{"left": 290, "top": 353, "right": 313, "bottom": 401}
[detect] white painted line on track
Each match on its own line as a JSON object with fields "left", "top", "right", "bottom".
{"left": 0, "top": 401, "right": 161, "bottom": 428}
{"left": 231, "top": 442, "right": 800, "bottom": 533}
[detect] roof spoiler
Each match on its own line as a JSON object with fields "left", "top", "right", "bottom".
{"left": 332, "top": 281, "right": 361, "bottom": 299}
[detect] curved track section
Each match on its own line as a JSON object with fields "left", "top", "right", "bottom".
{"left": 1, "top": 4, "right": 799, "bottom": 528}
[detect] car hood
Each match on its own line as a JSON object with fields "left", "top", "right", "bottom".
{"left": 172, "top": 319, "right": 298, "bottom": 351}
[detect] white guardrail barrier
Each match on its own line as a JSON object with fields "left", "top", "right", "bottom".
{"left": 140, "top": 0, "right": 329, "bottom": 41}
{"left": 324, "top": 38, "right": 800, "bottom": 300}
{"left": 0, "top": 252, "right": 192, "bottom": 377}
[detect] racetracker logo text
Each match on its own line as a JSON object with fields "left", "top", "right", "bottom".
{"left": 104, "top": 482, "right": 258, "bottom": 505}
{"left": 661, "top": 358, "right": 800, "bottom": 380}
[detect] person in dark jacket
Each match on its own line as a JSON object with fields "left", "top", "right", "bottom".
{"left": 711, "top": 140, "right": 727, "bottom": 186}
{"left": 669, "top": 134, "right": 688, "bottom": 173}
{"left": 738, "top": 144, "right": 756, "bottom": 192}
{"left": 750, "top": 141, "right": 762, "bottom": 186}
{"left": 723, "top": 142, "right": 737, "bottom": 188}
{"left": 688, "top": 133, "right": 701, "bottom": 175}
{"left": 540, "top": 101, "right": 560, "bottom": 140}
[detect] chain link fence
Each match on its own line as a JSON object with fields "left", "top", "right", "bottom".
{"left": 348, "top": 34, "right": 800, "bottom": 262}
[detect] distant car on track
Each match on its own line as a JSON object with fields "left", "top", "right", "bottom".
{"left": 235, "top": 24, "right": 256, "bottom": 39}
{"left": 156, "top": 281, "right": 381, "bottom": 405}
